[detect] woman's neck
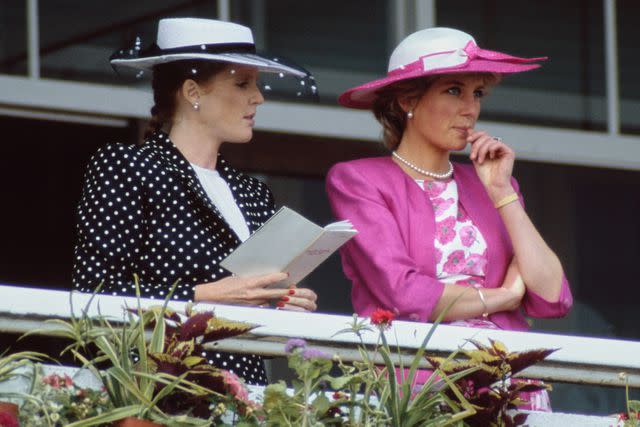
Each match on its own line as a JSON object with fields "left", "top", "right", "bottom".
{"left": 394, "top": 135, "right": 451, "bottom": 180}
{"left": 169, "top": 120, "right": 221, "bottom": 170}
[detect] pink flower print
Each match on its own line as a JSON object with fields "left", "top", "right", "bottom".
{"left": 434, "top": 247, "right": 443, "bottom": 264}
{"left": 460, "top": 225, "right": 477, "bottom": 247}
{"left": 435, "top": 216, "right": 456, "bottom": 245}
{"left": 443, "top": 250, "right": 466, "bottom": 274}
{"left": 431, "top": 197, "right": 455, "bottom": 217}
{"left": 457, "top": 204, "right": 469, "bottom": 222}
{"left": 463, "top": 254, "right": 488, "bottom": 276}
{"left": 424, "top": 180, "right": 446, "bottom": 198}
{"left": 455, "top": 277, "right": 484, "bottom": 287}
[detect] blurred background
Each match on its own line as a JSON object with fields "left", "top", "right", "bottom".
{"left": 0, "top": 0, "right": 638, "bottom": 414}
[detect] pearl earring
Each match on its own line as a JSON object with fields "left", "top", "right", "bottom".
{"left": 407, "top": 110, "right": 414, "bottom": 119}
{"left": 193, "top": 102, "right": 200, "bottom": 111}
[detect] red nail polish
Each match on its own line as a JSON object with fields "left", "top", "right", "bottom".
{"left": 288, "top": 289, "right": 295, "bottom": 295}
{"left": 281, "top": 296, "right": 290, "bottom": 302}
{"left": 276, "top": 301, "right": 285, "bottom": 308}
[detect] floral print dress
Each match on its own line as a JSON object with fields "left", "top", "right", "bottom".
{"left": 417, "top": 177, "right": 551, "bottom": 412}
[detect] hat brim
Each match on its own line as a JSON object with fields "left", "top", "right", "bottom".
{"left": 110, "top": 52, "right": 307, "bottom": 78}
{"left": 339, "top": 61, "right": 542, "bottom": 109}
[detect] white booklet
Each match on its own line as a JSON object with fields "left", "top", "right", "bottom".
{"left": 220, "top": 206, "right": 358, "bottom": 287}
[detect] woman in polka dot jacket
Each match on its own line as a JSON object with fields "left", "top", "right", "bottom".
{"left": 72, "top": 18, "right": 318, "bottom": 385}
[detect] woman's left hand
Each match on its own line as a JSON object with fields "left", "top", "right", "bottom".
{"left": 275, "top": 286, "right": 318, "bottom": 312}
{"left": 468, "top": 130, "right": 516, "bottom": 200}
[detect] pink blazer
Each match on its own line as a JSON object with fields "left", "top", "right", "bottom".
{"left": 326, "top": 157, "right": 572, "bottom": 331}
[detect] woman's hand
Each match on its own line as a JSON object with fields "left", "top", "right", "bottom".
{"left": 500, "top": 274, "right": 525, "bottom": 311}
{"left": 498, "top": 258, "right": 526, "bottom": 311}
{"left": 277, "top": 286, "right": 318, "bottom": 312}
{"left": 193, "top": 272, "right": 318, "bottom": 312}
{"left": 195, "top": 272, "right": 292, "bottom": 306}
{"left": 467, "top": 130, "right": 516, "bottom": 201}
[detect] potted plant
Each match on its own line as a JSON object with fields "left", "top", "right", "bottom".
{"left": 259, "top": 308, "right": 476, "bottom": 426}
{"left": 27, "top": 280, "right": 260, "bottom": 426}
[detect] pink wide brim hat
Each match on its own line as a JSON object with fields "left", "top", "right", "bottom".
{"left": 339, "top": 27, "right": 547, "bottom": 109}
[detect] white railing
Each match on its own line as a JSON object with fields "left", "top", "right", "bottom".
{"left": 0, "top": 284, "right": 636, "bottom": 426}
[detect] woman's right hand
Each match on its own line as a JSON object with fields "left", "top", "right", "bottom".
{"left": 500, "top": 274, "right": 526, "bottom": 311}
{"left": 194, "top": 272, "right": 295, "bottom": 307}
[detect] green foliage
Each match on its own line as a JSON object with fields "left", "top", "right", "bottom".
{"left": 427, "top": 338, "right": 556, "bottom": 427}
{"left": 0, "top": 350, "right": 45, "bottom": 386}
{"left": 617, "top": 372, "right": 640, "bottom": 426}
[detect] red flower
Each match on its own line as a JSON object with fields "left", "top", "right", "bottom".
{"left": 332, "top": 391, "right": 348, "bottom": 400}
{"left": 0, "top": 412, "right": 19, "bottom": 427}
{"left": 618, "top": 412, "right": 629, "bottom": 421}
{"left": 371, "top": 308, "right": 395, "bottom": 329}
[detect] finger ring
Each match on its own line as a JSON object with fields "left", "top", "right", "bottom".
{"left": 493, "top": 137, "right": 503, "bottom": 142}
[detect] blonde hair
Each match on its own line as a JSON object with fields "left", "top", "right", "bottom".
{"left": 371, "top": 73, "right": 500, "bottom": 150}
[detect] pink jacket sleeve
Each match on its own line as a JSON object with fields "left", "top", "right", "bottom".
{"left": 326, "top": 162, "right": 445, "bottom": 322}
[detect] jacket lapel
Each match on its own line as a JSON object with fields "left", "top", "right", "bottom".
{"left": 149, "top": 131, "right": 243, "bottom": 244}
{"left": 214, "top": 156, "right": 263, "bottom": 234}
{"left": 383, "top": 158, "right": 438, "bottom": 277}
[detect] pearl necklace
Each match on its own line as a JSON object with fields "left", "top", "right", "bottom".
{"left": 392, "top": 151, "right": 453, "bottom": 180}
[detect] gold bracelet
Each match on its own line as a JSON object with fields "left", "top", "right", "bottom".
{"left": 473, "top": 284, "right": 489, "bottom": 318}
{"left": 494, "top": 193, "right": 519, "bottom": 209}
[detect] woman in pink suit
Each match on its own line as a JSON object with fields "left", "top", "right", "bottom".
{"left": 326, "top": 28, "right": 572, "bottom": 410}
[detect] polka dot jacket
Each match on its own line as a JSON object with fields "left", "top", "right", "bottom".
{"left": 72, "top": 130, "right": 275, "bottom": 385}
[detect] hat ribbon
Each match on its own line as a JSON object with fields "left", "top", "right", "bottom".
{"left": 388, "top": 40, "right": 546, "bottom": 76}
{"left": 111, "top": 37, "right": 256, "bottom": 62}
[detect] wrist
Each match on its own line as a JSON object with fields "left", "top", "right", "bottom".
{"left": 193, "top": 284, "right": 205, "bottom": 302}
{"left": 487, "top": 184, "right": 515, "bottom": 204}
{"left": 501, "top": 286, "right": 522, "bottom": 311}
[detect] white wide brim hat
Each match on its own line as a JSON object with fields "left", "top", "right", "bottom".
{"left": 339, "top": 27, "right": 546, "bottom": 109}
{"left": 110, "top": 18, "right": 307, "bottom": 78}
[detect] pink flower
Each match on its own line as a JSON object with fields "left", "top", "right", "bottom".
{"left": 63, "top": 374, "right": 74, "bottom": 387}
{"left": 459, "top": 225, "right": 477, "bottom": 247}
{"left": 424, "top": 181, "right": 446, "bottom": 198}
{"left": 431, "top": 197, "right": 455, "bottom": 217}
{"left": 221, "top": 370, "right": 250, "bottom": 404}
{"left": 435, "top": 216, "right": 456, "bottom": 245}
{"left": 42, "top": 373, "right": 74, "bottom": 389}
{"left": 0, "top": 412, "right": 18, "bottom": 427}
{"left": 443, "top": 250, "right": 466, "bottom": 274}
{"left": 464, "top": 254, "right": 487, "bottom": 276}
{"left": 454, "top": 277, "right": 481, "bottom": 287}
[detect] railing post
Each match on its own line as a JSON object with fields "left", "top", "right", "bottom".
{"left": 217, "top": 0, "right": 231, "bottom": 21}
{"left": 604, "top": 0, "right": 619, "bottom": 135}
{"left": 27, "top": 0, "right": 39, "bottom": 79}
{"left": 415, "top": 0, "right": 436, "bottom": 30}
